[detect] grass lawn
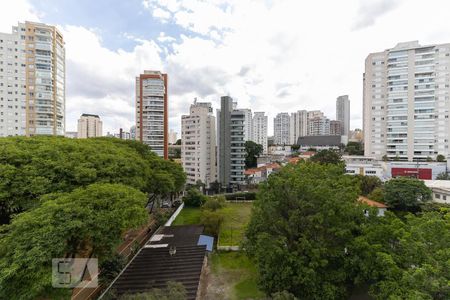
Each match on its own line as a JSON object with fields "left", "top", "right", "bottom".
{"left": 218, "top": 202, "right": 252, "bottom": 246}
{"left": 209, "top": 251, "right": 265, "bottom": 300}
{"left": 171, "top": 207, "right": 202, "bottom": 225}
{"left": 172, "top": 202, "right": 253, "bottom": 246}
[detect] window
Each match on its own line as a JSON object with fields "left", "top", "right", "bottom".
{"left": 435, "top": 193, "right": 441, "bottom": 199}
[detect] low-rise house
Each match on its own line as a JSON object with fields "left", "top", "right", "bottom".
{"left": 244, "top": 163, "right": 281, "bottom": 184}
{"left": 358, "top": 196, "right": 388, "bottom": 217}
{"left": 423, "top": 180, "right": 450, "bottom": 204}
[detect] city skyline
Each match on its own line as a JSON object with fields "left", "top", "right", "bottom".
{"left": 3, "top": 0, "right": 450, "bottom": 136}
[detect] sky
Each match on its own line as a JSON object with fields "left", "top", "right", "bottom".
{"left": 2, "top": 0, "right": 450, "bottom": 136}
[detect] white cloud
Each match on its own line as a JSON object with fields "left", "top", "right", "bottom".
{"left": 60, "top": 25, "right": 163, "bottom": 133}
{"left": 5, "top": 0, "right": 450, "bottom": 137}
{"left": 0, "top": 0, "right": 39, "bottom": 32}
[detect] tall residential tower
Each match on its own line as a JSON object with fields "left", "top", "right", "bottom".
{"left": 363, "top": 41, "right": 450, "bottom": 161}
{"left": 274, "top": 112, "right": 290, "bottom": 145}
{"left": 217, "top": 96, "right": 245, "bottom": 187}
{"left": 252, "top": 112, "right": 268, "bottom": 154}
{"left": 136, "top": 70, "right": 168, "bottom": 159}
{"left": 181, "top": 100, "right": 216, "bottom": 187}
{"left": 0, "top": 21, "right": 65, "bottom": 137}
{"left": 336, "top": 95, "right": 350, "bottom": 137}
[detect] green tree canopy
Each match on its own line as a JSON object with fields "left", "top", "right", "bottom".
{"left": 0, "top": 183, "right": 148, "bottom": 300}
{"left": 350, "top": 211, "right": 450, "bottom": 299}
{"left": 384, "top": 177, "right": 432, "bottom": 211}
{"left": 245, "top": 140, "right": 263, "bottom": 169}
{"left": 436, "top": 154, "right": 446, "bottom": 162}
{"left": 357, "top": 175, "right": 383, "bottom": 196}
{"left": 0, "top": 137, "right": 185, "bottom": 224}
{"left": 309, "top": 149, "right": 343, "bottom": 165}
{"left": 345, "top": 142, "right": 364, "bottom": 156}
{"left": 245, "top": 162, "right": 365, "bottom": 299}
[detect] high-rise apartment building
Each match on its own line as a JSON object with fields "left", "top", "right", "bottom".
{"left": 136, "top": 70, "right": 168, "bottom": 159}
{"left": 217, "top": 96, "right": 245, "bottom": 187}
{"left": 181, "top": 100, "right": 216, "bottom": 187}
{"left": 289, "top": 110, "right": 308, "bottom": 144}
{"left": 252, "top": 112, "right": 268, "bottom": 153}
{"left": 77, "top": 113, "right": 102, "bottom": 138}
{"left": 308, "top": 116, "right": 330, "bottom": 136}
{"left": 274, "top": 112, "right": 290, "bottom": 145}
{"left": 239, "top": 108, "right": 253, "bottom": 141}
{"left": 336, "top": 95, "right": 350, "bottom": 137}
{"left": 0, "top": 21, "right": 65, "bottom": 137}
{"left": 330, "top": 120, "right": 342, "bottom": 136}
{"left": 364, "top": 41, "right": 450, "bottom": 161}
{"left": 168, "top": 129, "right": 177, "bottom": 144}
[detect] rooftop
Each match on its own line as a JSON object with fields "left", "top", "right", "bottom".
{"left": 423, "top": 180, "right": 450, "bottom": 192}
{"left": 107, "top": 225, "right": 209, "bottom": 300}
{"left": 358, "top": 196, "right": 388, "bottom": 208}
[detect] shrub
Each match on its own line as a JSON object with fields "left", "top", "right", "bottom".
{"left": 201, "top": 210, "right": 224, "bottom": 237}
{"left": 183, "top": 187, "right": 207, "bottom": 207}
{"left": 99, "top": 254, "right": 126, "bottom": 285}
{"left": 202, "top": 196, "right": 225, "bottom": 211}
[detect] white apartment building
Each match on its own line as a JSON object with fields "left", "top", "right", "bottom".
{"left": 0, "top": 21, "right": 65, "bottom": 137}
{"left": 252, "top": 112, "right": 268, "bottom": 154}
{"left": 239, "top": 108, "right": 253, "bottom": 141}
{"left": 336, "top": 95, "right": 350, "bottom": 137}
{"left": 168, "top": 129, "right": 177, "bottom": 144}
{"left": 136, "top": 70, "right": 168, "bottom": 159}
{"left": 274, "top": 112, "right": 290, "bottom": 145}
{"left": 77, "top": 113, "right": 102, "bottom": 138}
{"left": 308, "top": 116, "right": 330, "bottom": 136}
{"left": 181, "top": 100, "right": 216, "bottom": 187}
{"left": 289, "top": 110, "right": 307, "bottom": 144}
{"left": 364, "top": 41, "right": 450, "bottom": 161}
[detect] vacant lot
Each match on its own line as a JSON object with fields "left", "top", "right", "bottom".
{"left": 205, "top": 251, "right": 265, "bottom": 300}
{"left": 172, "top": 202, "right": 253, "bottom": 246}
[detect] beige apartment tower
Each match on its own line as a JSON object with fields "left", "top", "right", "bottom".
{"left": 135, "top": 70, "right": 168, "bottom": 159}
{"left": 77, "top": 114, "right": 102, "bottom": 138}
{"left": 0, "top": 21, "right": 65, "bottom": 137}
{"left": 364, "top": 41, "right": 450, "bottom": 161}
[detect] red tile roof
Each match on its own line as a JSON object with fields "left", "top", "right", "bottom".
{"left": 358, "top": 196, "right": 388, "bottom": 208}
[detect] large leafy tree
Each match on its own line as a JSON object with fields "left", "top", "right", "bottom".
{"left": 0, "top": 183, "right": 148, "bottom": 300}
{"left": 245, "top": 162, "right": 366, "bottom": 299}
{"left": 357, "top": 175, "right": 382, "bottom": 196}
{"left": 350, "top": 211, "right": 450, "bottom": 299}
{"left": 384, "top": 177, "right": 432, "bottom": 211}
{"left": 345, "top": 142, "right": 364, "bottom": 156}
{"left": 0, "top": 137, "right": 185, "bottom": 224}
{"left": 309, "top": 149, "right": 343, "bottom": 165}
{"left": 245, "top": 140, "right": 263, "bottom": 169}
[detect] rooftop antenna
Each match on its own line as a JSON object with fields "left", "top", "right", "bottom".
{"left": 169, "top": 246, "right": 176, "bottom": 256}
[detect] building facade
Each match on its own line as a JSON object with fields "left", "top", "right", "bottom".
{"left": 336, "top": 95, "right": 350, "bottom": 136}
{"left": 308, "top": 116, "right": 330, "bottom": 136}
{"left": 136, "top": 70, "right": 168, "bottom": 159}
{"left": 364, "top": 41, "right": 450, "bottom": 161}
{"left": 274, "top": 112, "right": 290, "bottom": 145}
{"left": 330, "top": 120, "right": 342, "bottom": 136}
{"left": 0, "top": 21, "right": 65, "bottom": 137}
{"left": 289, "top": 110, "right": 307, "bottom": 144}
{"left": 252, "top": 111, "right": 268, "bottom": 154}
{"left": 181, "top": 100, "right": 216, "bottom": 187}
{"left": 217, "top": 96, "right": 245, "bottom": 187}
{"left": 77, "top": 114, "right": 102, "bottom": 138}
{"left": 238, "top": 108, "right": 252, "bottom": 141}
{"left": 168, "top": 129, "right": 177, "bottom": 144}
